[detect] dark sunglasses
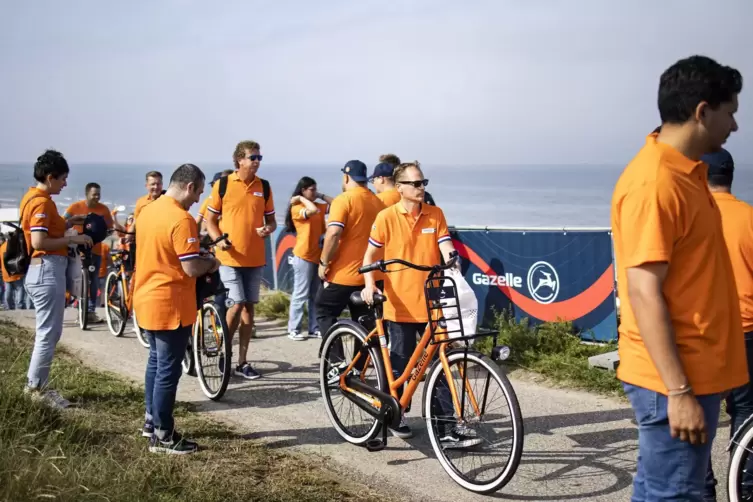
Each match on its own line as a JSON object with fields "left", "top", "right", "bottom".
{"left": 398, "top": 179, "right": 429, "bottom": 188}
{"left": 247, "top": 154, "right": 263, "bottom": 161}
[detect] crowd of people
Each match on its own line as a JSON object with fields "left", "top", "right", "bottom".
{"left": 5, "top": 53, "right": 752, "bottom": 499}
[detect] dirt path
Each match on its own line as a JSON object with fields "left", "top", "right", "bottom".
{"left": 1, "top": 309, "right": 732, "bottom": 501}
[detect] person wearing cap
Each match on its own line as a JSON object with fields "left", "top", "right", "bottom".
{"left": 369, "top": 162, "right": 401, "bottom": 206}
{"left": 315, "top": 160, "right": 385, "bottom": 348}
{"left": 64, "top": 182, "right": 123, "bottom": 324}
{"left": 195, "top": 169, "right": 234, "bottom": 233}
{"left": 703, "top": 148, "right": 753, "bottom": 500}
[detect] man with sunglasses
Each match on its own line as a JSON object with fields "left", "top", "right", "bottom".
{"left": 378, "top": 153, "right": 436, "bottom": 206}
{"left": 204, "top": 140, "right": 275, "bottom": 381}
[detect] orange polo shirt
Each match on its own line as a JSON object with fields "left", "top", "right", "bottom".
{"left": 325, "top": 186, "right": 385, "bottom": 286}
{"left": 64, "top": 201, "right": 115, "bottom": 256}
{"left": 196, "top": 198, "right": 211, "bottom": 222}
{"left": 133, "top": 196, "right": 201, "bottom": 331}
{"left": 206, "top": 173, "right": 275, "bottom": 268}
{"left": 20, "top": 187, "right": 68, "bottom": 258}
{"left": 611, "top": 133, "right": 747, "bottom": 396}
{"left": 377, "top": 188, "right": 401, "bottom": 207}
{"left": 291, "top": 202, "right": 328, "bottom": 264}
{"left": 99, "top": 242, "right": 110, "bottom": 278}
{"left": 134, "top": 194, "right": 159, "bottom": 221}
{"left": 369, "top": 202, "right": 451, "bottom": 323}
{"left": 0, "top": 242, "right": 23, "bottom": 282}
{"left": 712, "top": 192, "right": 753, "bottom": 333}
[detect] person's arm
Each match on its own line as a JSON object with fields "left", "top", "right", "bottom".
{"left": 291, "top": 196, "right": 321, "bottom": 218}
{"left": 172, "top": 218, "right": 218, "bottom": 278}
{"left": 204, "top": 183, "right": 228, "bottom": 249}
{"left": 317, "top": 192, "right": 334, "bottom": 205}
{"left": 258, "top": 189, "right": 277, "bottom": 237}
{"left": 318, "top": 196, "right": 347, "bottom": 281}
{"left": 436, "top": 210, "right": 456, "bottom": 266}
{"left": 30, "top": 202, "right": 91, "bottom": 251}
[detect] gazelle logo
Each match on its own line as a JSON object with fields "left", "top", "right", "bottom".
{"left": 472, "top": 272, "right": 523, "bottom": 288}
{"left": 526, "top": 261, "right": 559, "bottom": 304}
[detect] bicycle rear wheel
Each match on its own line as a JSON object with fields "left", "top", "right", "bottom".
{"left": 78, "top": 268, "right": 90, "bottom": 330}
{"left": 320, "top": 322, "right": 387, "bottom": 446}
{"left": 132, "top": 309, "right": 149, "bottom": 348}
{"left": 194, "top": 302, "right": 232, "bottom": 400}
{"left": 181, "top": 334, "right": 197, "bottom": 377}
{"left": 104, "top": 272, "right": 126, "bottom": 337}
{"left": 424, "top": 350, "right": 524, "bottom": 494}
{"left": 728, "top": 418, "right": 753, "bottom": 501}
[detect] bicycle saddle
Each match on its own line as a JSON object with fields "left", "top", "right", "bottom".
{"left": 349, "top": 291, "right": 386, "bottom": 307}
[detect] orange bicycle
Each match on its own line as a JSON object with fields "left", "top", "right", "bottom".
{"left": 103, "top": 247, "right": 146, "bottom": 347}
{"left": 319, "top": 252, "right": 523, "bottom": 494}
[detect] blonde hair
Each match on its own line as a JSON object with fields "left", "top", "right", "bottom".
{"left": 393, "top": 161, "right": 422, "bottom": 183}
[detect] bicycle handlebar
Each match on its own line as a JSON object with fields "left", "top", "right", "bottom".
{"left": 203, "top": 233, "right": 229, "bottom": 249}
{"left": 358, "top": 252, "right": 459, "bottom": 275}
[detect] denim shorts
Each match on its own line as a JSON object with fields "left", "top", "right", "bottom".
{"left": 219, "top": 265, "right": 263, "bottom": 305}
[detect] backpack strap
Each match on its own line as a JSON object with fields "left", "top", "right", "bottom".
{"left": 262, "top": 178, "right": 270, "bottom": 203}
{"left": 218, "top": 176, "right": 270, "bottom": 203}
{"left": 218, "top": 175, "right": 228, "bottom": 202}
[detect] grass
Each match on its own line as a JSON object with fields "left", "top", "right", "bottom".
{"left": 475, "top": 310, "right": 623, "bottom": 396}
{"left": 0, "top": 320, "right": 401, "bottom": 502}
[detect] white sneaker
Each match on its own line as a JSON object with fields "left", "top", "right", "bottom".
{"left": 42, "top": 390, "right": 72, "bottom": 409}
{"left": 288, "top": 331, "right": 308, "bottom": 341}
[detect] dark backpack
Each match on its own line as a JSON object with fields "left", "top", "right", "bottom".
{"left": 218, "top": 176, "right": 270, "bottom": 205}
{"left": 2, "top": 195, "right": 42, "bottom": 276}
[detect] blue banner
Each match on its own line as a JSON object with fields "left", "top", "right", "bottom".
{"left": 270, "top": 227, "right": 617, "bottom": 341}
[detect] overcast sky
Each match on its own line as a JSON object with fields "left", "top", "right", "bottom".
{"left": 1, "top": 0, "right": 751, "bottom": 165}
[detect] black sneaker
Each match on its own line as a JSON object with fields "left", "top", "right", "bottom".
{"left": 142, "top": 420, "right": 154, "bottom": 438}
{"left": 148, "top": 431, "right": 198, "bottom": 455}
{"left": 234, "top": 362, "right": 261, "bottom": 380}
{"left": 440, "top": 425, "right": 483, "bottom": 449}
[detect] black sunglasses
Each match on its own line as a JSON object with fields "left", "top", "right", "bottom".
{"left": 247, "top": 154, "right": 263, "bottom": 161}
{"left": 397, "top": 179, "right": 429, "bottom": 188}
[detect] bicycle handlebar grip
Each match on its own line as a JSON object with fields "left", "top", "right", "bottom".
{"left": 358, "top": 261, "right": 383, "bottom": 274}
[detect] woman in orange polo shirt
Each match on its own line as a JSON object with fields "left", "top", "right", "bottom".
{"left": 21, "top": 150, "right": 92, "bottom": 408}
{"left": 284, "top": 176, "right": 333, "bottom": 341}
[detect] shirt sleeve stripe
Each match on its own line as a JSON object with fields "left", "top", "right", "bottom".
{"left": 178, "top": 253, "right": 201, "bottom": 261}
{"left": 264, "top": 210, "right": 276, "bottom": 216}
{"left": 328, "top": 221, "right": 345, "bottom": 228}
{"left": 30, "top": 226, "right": 48, "bottom": 232}
{"left": 438, "top": 235, "right": 452, "bottom": 244}
{"left": 368, "top": 238, "right": 383, "bottom": 248}
{"left": 207, "top": 206, "right": 221, "bottom": 214}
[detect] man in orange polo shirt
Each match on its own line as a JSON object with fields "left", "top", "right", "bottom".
{"left": 134, "top": 163, "right": 219, "bottom": 454}
{"left": 134, "top": 171, "right": 164, "bottom": 222}
{"left": 611, "top": 55, "right": 745, "bottom": 500}
{"left": 315, "top": 160, "right": 385, "bottom": 360}
{"left": 703, "top": 148, "right": 753, "bottom": 500}
{"left": 205, "top": 140, "right": 275, "bottom": 380}
{"left": 368, "top": 162, "right": 400, "bottom": 206}
{"left": 65, "top": 182, "right": 122, "bottom": 323}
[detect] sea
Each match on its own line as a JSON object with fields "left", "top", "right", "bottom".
{"left": 2, "top": 162, "right": 753, "bottom": 228}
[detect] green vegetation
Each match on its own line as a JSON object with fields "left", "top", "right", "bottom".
{"left": 475, "top": 310, "right": 622, "bottom": 395}
{"left": 0, "top": 320, "right": 399, "bottom": 502}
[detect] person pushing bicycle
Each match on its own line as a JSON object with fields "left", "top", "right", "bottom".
{"left": 360, "top": 161, "right": 481, "bottom": 448}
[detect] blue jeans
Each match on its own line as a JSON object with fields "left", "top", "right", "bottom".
{"left": 24, "top": 255, "right": 68, "bottom": 390}
{"left": 144, "top": 325, "right": 191, "bottom": 435}
{"left": 705, "top": 332, "right": 753, "bottom": 500}
{"left": 287, "top": 256, "right": 320, "bottom": 334}
{"left": 624, "top": 382, "right": 721, "bottom": 501}
{"left": 4, "top": 280, "right": 27, "bottom": 310}
{"left": 88, "top": 254, "right": 101, "bottom": 312}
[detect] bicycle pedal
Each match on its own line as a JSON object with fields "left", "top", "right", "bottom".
{"left": 365, "top": 439, "right": 385, "bottom": 452}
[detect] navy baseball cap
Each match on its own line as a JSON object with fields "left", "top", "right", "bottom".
{"left": 341, "top": 160, "right": 368, "bottom": 182}
{"left": 83, "top": 213, "right": 108, "bottom": 245}
{"left": 368, "top": 162, "right": 394, "bottom": 181}
{"left": 210, "top": 171, "right": 225, "bottom": 186}
{"left": 702, "top": 148, "right": 735, "bottom": 177}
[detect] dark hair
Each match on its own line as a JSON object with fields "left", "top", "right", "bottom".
{"left": 85, "top": 182, "right": 101, "bottom": 193}
{"left": 145, "top": 170, "right": 162, "bottom": 181}
{"left": 169, "top": 163, "right": 205, "bottom": 188}
{"left": 708, "top": 173, "right": 733, "bottom": 187}
{"left": 233, "top": 140, "right": 261, "bottom": 169}
{"left": 658, "top": 55, "right": 743, "bottom": 124}
{"left": 33, "top": 149, "right": 69, "bottom": 183}
{"left": 285, "top": 176, "right": 317, "bottom": 233}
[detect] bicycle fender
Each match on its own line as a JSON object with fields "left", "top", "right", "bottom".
{"left": 420, "top": 347, "right": 486, "bottom": 419}
{"left": 727, "top": 410, "right": 753, "bottom": 452}
{"left": 318, "top": 319, "right": 371, "bottom": 359}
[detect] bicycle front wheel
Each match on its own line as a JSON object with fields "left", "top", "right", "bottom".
{"left": 194, "top": 302, "right": 232, "bottom": 401}
{"left": 728, "top": 418, "right": 753, "bottom": 501}
{"left": 104, "top": 272, "right": 126, "bottom": 337}
{"left": 424, "top": 350, "right": 524, "bottom": 494}
{"left": 78, "top": 268, "right": 90, "bottom": 330}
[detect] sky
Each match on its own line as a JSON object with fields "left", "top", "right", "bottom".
{"left": 1, "top": 0, "right": 751, "bottom": 166}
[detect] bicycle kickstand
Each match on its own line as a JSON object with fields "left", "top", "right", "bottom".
{"left": 366, "top": 412, "right": 389, "bottom": 452}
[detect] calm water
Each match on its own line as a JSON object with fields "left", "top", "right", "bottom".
{"left": 2, "top": 162, "right": 753, "bottom": 228}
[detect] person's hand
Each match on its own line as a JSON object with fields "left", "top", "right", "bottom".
{"left": 70, "top": 234, "right": 93, "bottom": 247}
{"left": 256, "top": 226, "right": 272, "bottom": 238}
{"left": 668, "top": 392, "right": 707, "bottom": 444}
{"left": 318, "top": 262, "right": 329, "bottom": 281}
{"left": 360, "top": 284, "right": 382, "bottom": 305}
{"left": 217, "top": 238, "right": 232, "bottom": 251}
{"left": 290, "top": 195, "right": 300, "bottom": 205}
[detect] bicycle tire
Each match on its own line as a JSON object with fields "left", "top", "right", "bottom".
{"left": 104, "top": 272, "right": 126, "bottom": 337}
{"left": 132, "top": 309, "right": 149, "bottom": 348}
{"left": 194, "top": 302, "right": 232, "bottom": 401}
{"left": 320, "top": 321, "right": 388, "bottom": 446}
{"left": 182, "top": 331, "right": 197, "bottom": 377}
{"left": 424, "top": 351, "right": 524, "bottom": 494}
{"left": 78, "top": 268, "right": 90, "bottom": 330}
{"left": 728, "top": 417, "right": 753, "bottom": 501}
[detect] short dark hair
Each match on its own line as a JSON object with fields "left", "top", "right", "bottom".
{"left": 658, "top": 55, "right": 743, "bottom": 124}
{"left": 708, "top": 173, "right": 733, "bottom": 188}
{"left": 85, "top": 182, "right": 101, "bottom": 193}
{"left": 145, "top": 170, "right": 163, "bottom": 181}
{"left": 33, "top": 149, "right": 69, "bottom": 183}
{"left": 170, "top": 163, "right": 205, "bottom": 188}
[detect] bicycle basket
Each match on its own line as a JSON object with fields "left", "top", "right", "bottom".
{"left": 424, "top": 268, "right": 479, "bottom": 344}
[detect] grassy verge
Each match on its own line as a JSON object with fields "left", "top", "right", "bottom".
{"left": 475, "top": 310, "right": 622, "bottom": 396}
{"left": 0, "top": 320, "right": 400, "bottom": 502}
